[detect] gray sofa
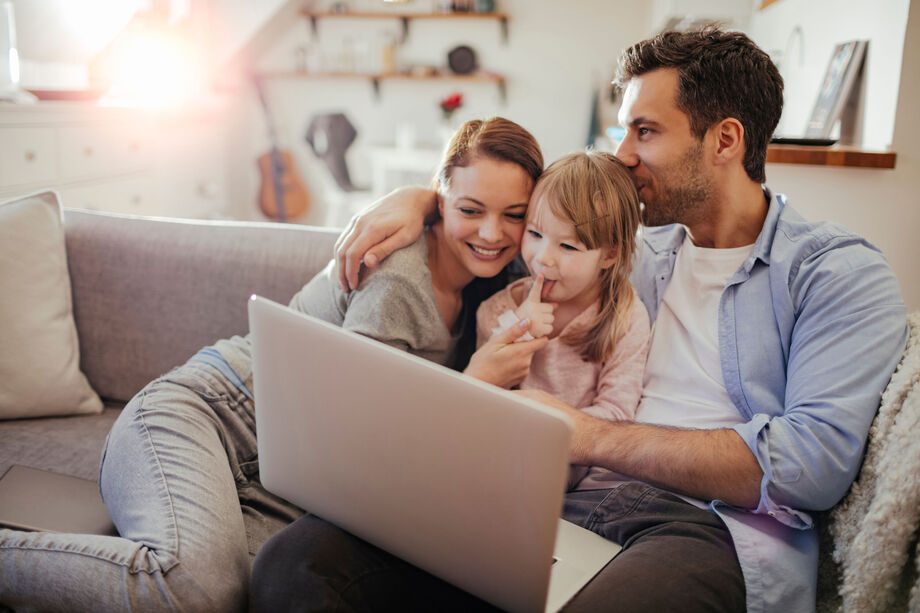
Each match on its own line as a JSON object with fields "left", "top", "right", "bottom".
{"left": 1, "top": 208, "right": 916, "bottom": 611}
{"left": 0, "top": 208, "right": 338, "bottom": 485}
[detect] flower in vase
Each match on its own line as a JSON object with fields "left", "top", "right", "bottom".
{"left": 439, "top": 92, "right": 464, "bottom": 122}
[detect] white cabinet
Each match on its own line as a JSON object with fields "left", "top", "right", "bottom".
{"left": 0, "top": 102, "right": 228, "bottom": 220}
{"left": 56, "top": 177, "right": 154, "bottom": 215}
{"left": 0, "top": 126, "right": 57, "bottom": 186}
{"left": 58, "top": 123, "right": 154, "bottom": 181}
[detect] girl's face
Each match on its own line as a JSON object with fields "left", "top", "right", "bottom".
{"left": 521, "top": 198, "right": 616, "bottom": 310}
{"left": 437, "top": 157, "right": 532, "bottom": 280}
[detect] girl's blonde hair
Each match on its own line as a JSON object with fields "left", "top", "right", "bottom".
{"left": 530, "top": 151, "right": 641, "bottom": 363}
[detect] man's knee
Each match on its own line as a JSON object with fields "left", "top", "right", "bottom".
{"left": 251, "top": 515, "right": 349, "bottom": 612}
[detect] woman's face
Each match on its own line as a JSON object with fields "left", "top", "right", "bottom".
{"left": 437, "top": 157, "right": 533, "bottom": 279}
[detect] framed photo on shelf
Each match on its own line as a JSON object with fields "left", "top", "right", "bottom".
{"left": 804, "top": 40, "right": 868, "bottom": 138}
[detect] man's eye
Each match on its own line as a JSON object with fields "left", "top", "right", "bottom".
{"left": 638, "top": 127, "right": 651, "bottom": 137}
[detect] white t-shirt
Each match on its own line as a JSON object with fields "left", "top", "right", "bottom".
{"left": 636, "top": 234, "right": 754, "bottom": 430}
{"left": 577, "top": 234, "right": 755, "bottom": 495}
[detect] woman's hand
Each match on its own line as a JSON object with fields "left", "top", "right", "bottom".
{"left": 334, "top": 186, "right": 438, "bottom": 291}
{"left": 465, "top": 319, "right": 549, "bottom": 389}
{"left": 514, "top": 275, "right": 555, "bottom": 338}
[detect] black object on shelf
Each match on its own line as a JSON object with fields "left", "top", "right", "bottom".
{"left": 447, "top": 45, "right": 477, "bottom": 75}
{"left": 770, "top": 137, "right": 838, "bottom": 147}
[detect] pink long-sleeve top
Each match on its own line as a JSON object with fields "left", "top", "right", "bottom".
{"left": 475, "top": 277, "right": 651, "bottom": 422}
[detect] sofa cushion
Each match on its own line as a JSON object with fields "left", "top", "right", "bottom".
{"left": 0, "top": 191, "right": 103, "bottom": 419}
{"left": 0, "top": 403, "right": 122, "bottom": 482}
{"left": 64, "top": 209, "right": 340, "bottom": 403}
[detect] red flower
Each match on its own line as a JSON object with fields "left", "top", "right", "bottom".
{"left": 440, "top": 92, "right": 463, "bottom": 113}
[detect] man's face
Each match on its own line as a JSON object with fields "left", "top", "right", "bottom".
{"left": 616, "top": 68, "right": 713, "bottom": 227}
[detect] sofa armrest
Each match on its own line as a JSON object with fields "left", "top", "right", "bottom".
{"left": 63, "top": 209, "right": 339, "bottom": 403}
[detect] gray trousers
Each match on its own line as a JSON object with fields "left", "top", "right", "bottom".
{"left": 251, "top": 483, "right": 746, "bottom": 612}
{"left": 0, "top": 360, "right": 302, "bottom": 612}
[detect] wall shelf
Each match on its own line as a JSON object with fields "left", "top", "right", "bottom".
{"left": 766, "top": 145, "right": 897, "bottom": 169}
{"left": 302, "top": 10, "right": 509, "bottom": 43}
{"left": 257, "top": 70, "right": 507, "bottom": 101}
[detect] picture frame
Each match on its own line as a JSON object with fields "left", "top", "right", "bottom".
{"left": 804, "top": 40, "right": 868, "bottom": 138}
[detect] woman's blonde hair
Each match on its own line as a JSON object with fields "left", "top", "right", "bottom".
{"left": 433, "top": 117, "right": 544, "bottom": 193}
{"left": 530, "top": 151, "right": 641, "bottom": 363}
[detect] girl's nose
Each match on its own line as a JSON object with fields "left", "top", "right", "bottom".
{"left": 535, "top": 245, "right": 554, "bottom": 267}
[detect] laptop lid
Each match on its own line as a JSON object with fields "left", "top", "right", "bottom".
{"left": 249, "top": 295, "right": 574, "bottom": 613}
{"left": 0, "top": 465, "right": 117, "bottom": 535}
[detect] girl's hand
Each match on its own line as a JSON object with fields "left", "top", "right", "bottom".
{"left": 334, "top": 187, "right": 437, "bottom": 291}
{"left": 465, "top": 319, "right": 549, "bottom": 388}
{"left": 514, "top": 275, "right": 555, "bottom": 338}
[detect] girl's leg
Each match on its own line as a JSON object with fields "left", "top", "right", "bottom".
{"left": 0, "top": 363, "right": 266, "bottom": 612}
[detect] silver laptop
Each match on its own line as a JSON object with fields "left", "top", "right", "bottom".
{"left": 249, "top": 295, "right": 620, "bottom": 613}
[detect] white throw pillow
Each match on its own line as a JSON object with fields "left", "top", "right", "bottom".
{"left": 0, "top": 191, "right": 103, "bottom": 419}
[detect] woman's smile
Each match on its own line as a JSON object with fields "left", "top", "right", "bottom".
{"left": 468, "top": 243, "right": 508, "bottom": 260}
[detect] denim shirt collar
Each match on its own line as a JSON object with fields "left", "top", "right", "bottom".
{"left": 749, "top": 187, "right": 783, "bottom": 266}
{"left": 724, "top": 187, "right": 782, "bottom": 286}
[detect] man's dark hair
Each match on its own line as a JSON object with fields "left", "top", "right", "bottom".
{"left": 616, "top": 27, "right": 783, "bottom": 183}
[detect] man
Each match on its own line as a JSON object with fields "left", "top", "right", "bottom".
{"left": 253, "top": 28, "right": 907, "bottom": 611}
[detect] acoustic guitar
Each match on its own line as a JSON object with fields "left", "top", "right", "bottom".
{"left": 255, "top": 78, "right": 310, "bottom": 222}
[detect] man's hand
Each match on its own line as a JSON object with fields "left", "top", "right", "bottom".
{"left": 514, "top": 389, "right": 764, "bottom": 508}
{"left": 334, "top": 187, "right": 437, "bottom": 291}
{"left": 465, "top": 319, "right": 549, "bottom": 389}
{"left": 514, "top": 389, "right": 601, "bottom": 464}
{"left": 514, "top": 275, "right": 555, "bottom": 338}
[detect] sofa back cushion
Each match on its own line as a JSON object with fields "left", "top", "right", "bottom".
{"left": 64, "top": 209, "right": 339, "bottom": 403}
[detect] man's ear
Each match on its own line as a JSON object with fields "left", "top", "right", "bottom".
{"left": 711, "top": 118, "right": 745, "bottom": 167}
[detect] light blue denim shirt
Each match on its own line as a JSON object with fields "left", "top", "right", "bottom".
{"left": 630, "top": 190, "right": 908, "bottom": 613}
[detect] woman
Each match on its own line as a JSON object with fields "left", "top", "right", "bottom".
{"left": 0, "top": 117, "right": 544, "bottom": 612}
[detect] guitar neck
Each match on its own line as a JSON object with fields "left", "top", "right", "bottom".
{"left": 255, "top": 77, "right": 282, "bottom": 147}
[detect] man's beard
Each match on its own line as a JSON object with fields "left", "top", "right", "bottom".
{"left": 640, "top": 143, "right": 712, "bottom": 227}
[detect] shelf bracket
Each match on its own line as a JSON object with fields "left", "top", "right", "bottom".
{"left": 400, "top": 17, "right": 410, "bottom": 43}
{"left": 310, "top": 15, "right": 319, "bottom": 37}
{"left": 371, "top": 76, "right": 382, "bottom": 100}
{"left": 500, "top": 16, "right": 508, "bottom": 44}
{"left": 498, "top": 79, "right": 506, "bottom": 104}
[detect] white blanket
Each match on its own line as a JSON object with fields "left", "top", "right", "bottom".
{"left": 830, "top": 312, "right": 920, "bottom": 612}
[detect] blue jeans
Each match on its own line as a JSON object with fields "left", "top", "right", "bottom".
{"left": 251, "top": 483, "right": 745, "bottom": 612}
{"left": 0, "top": 359, "right": 302, "bottom": 612}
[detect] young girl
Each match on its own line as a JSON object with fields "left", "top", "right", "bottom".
{"left": 474, "top": 150, "right": 650, "bottom": 488}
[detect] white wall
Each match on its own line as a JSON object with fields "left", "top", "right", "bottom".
{"left": 749, "top": 0, "right": 919, "bottom": 310}
{"left": 648, "top": 0, "right": 753, "bottom": 32}
{"left": 224, "top": 0, "right": 919, "bottom": 310}
{"left": 224, "top": 1, "right": 650, "bottom": 225}
{"left": 747, "top": 0, "right": 910, "bottom": 148}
